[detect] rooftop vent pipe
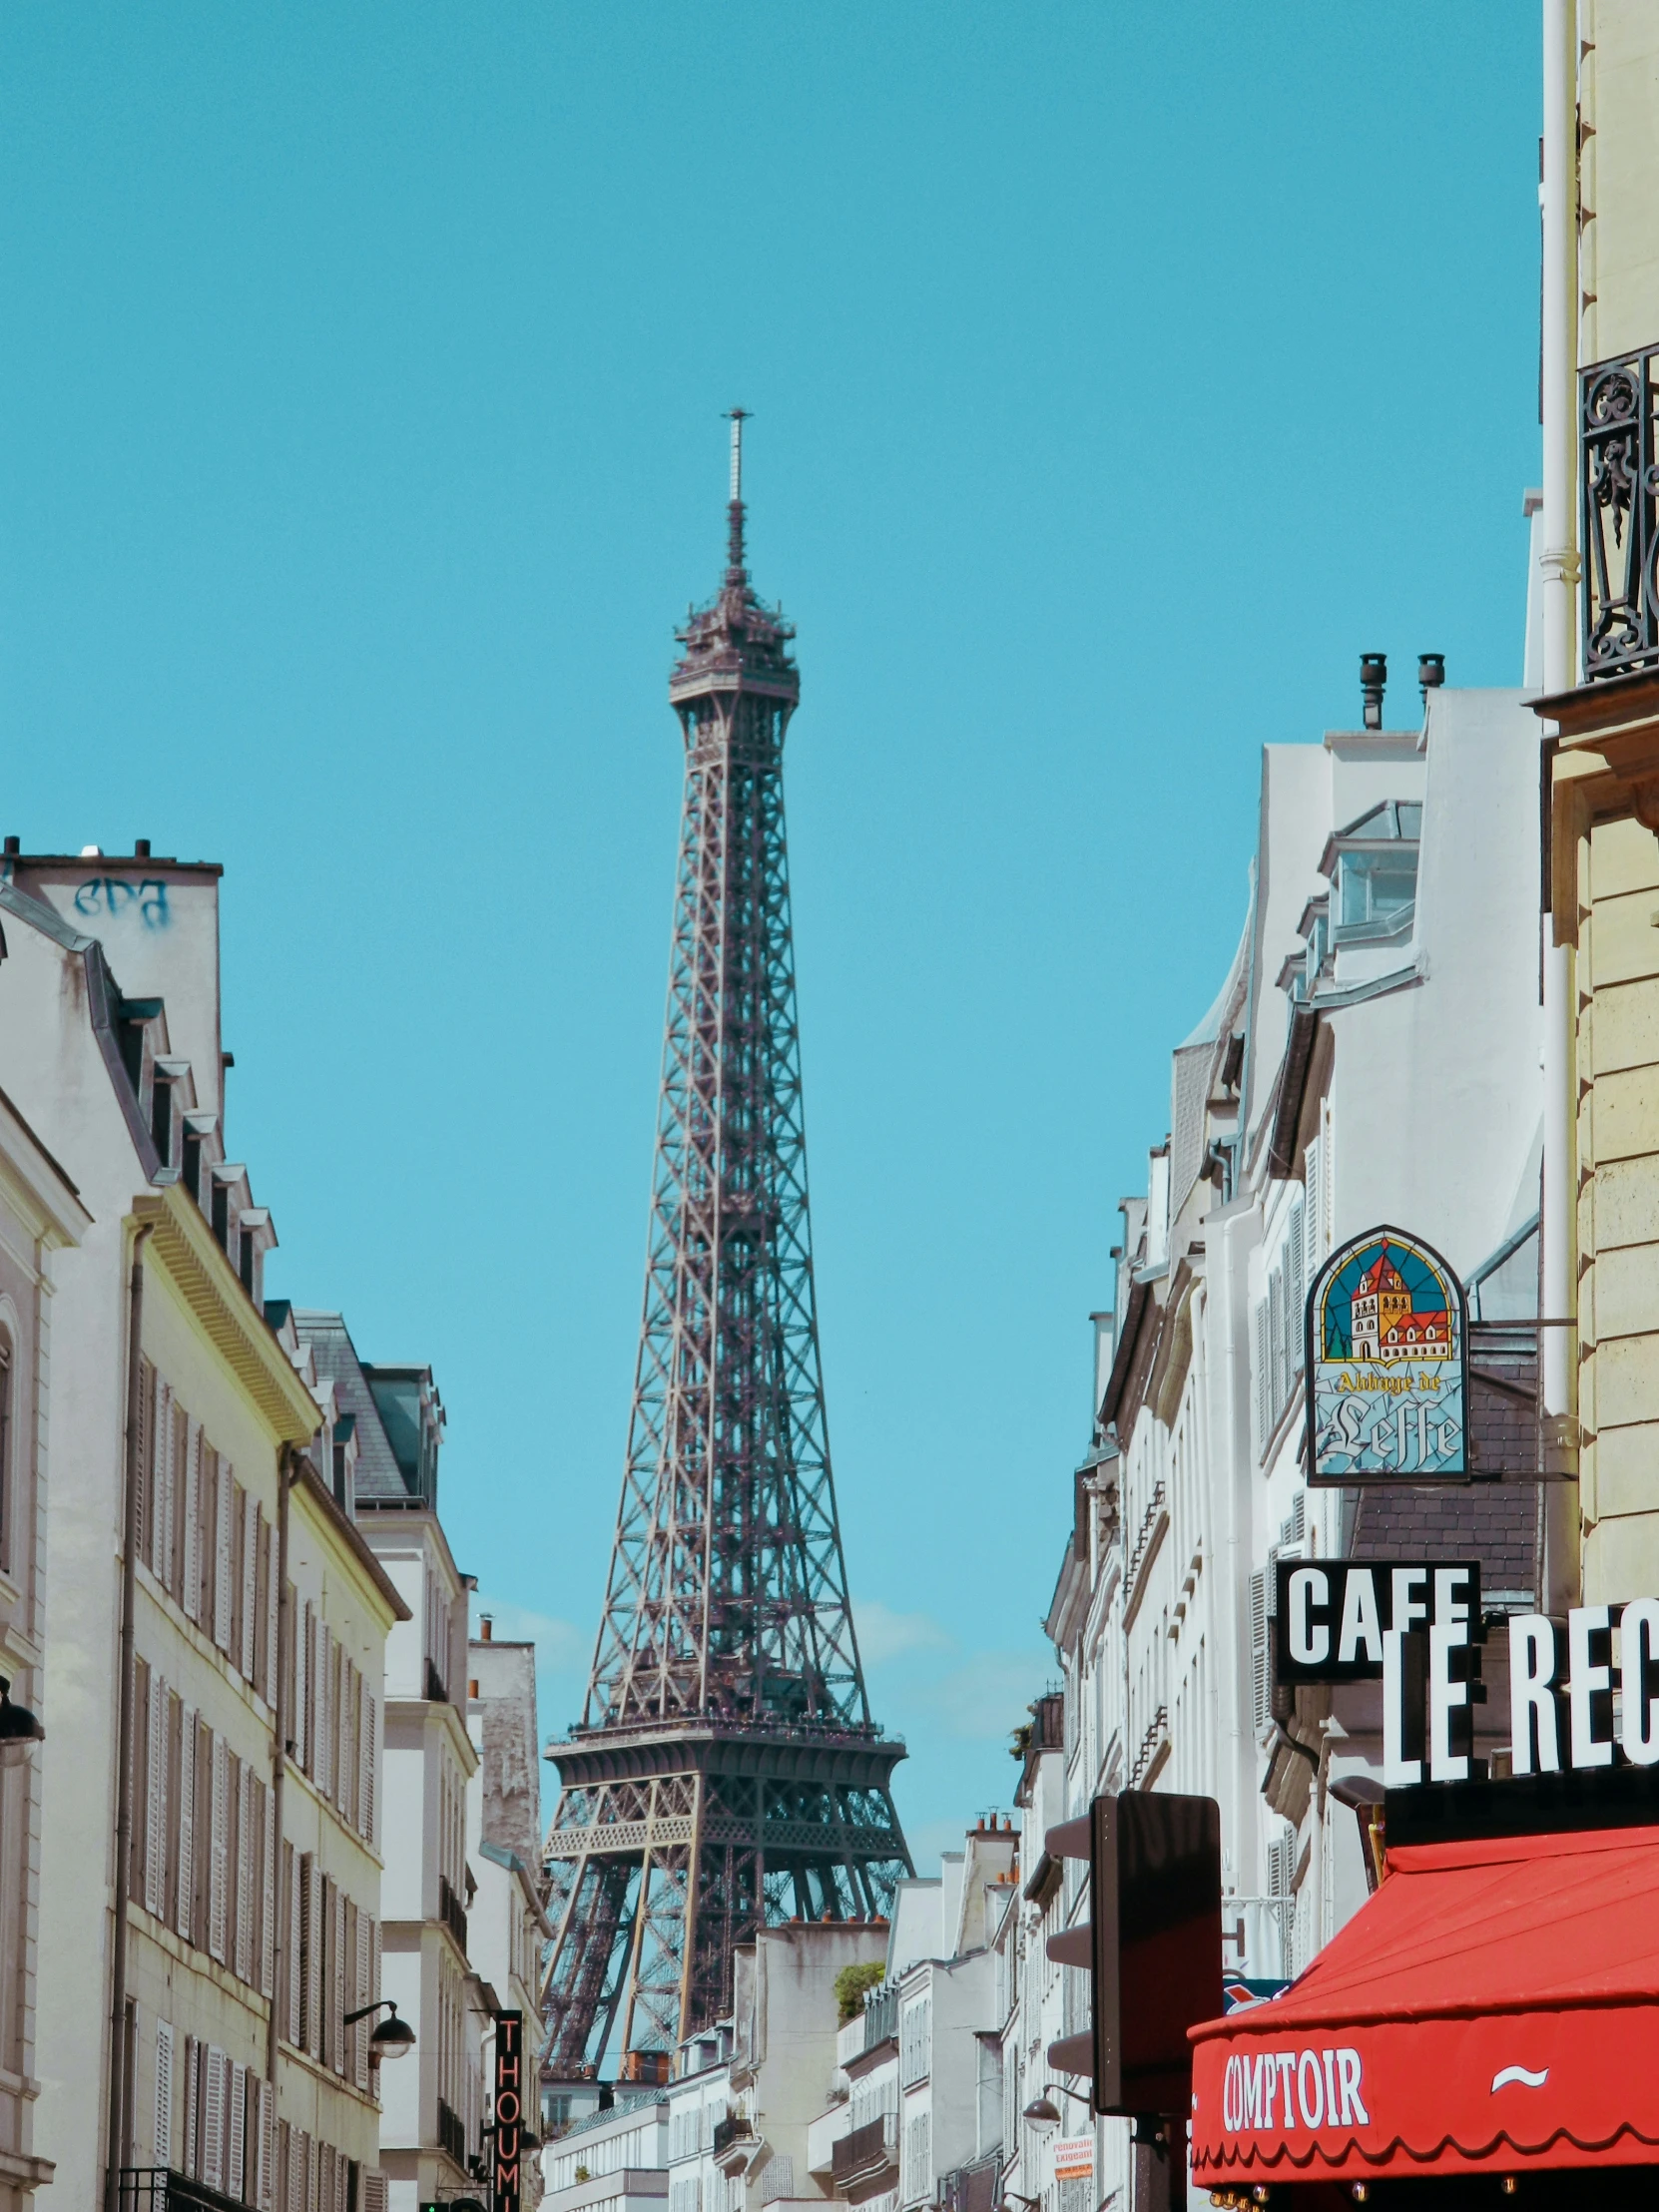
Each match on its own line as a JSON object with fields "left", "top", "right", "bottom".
{"left": 1361, "top": 653, "right": 1387, "bottom": 729}
{"left": 1418, "top": 653, "right": 1445, "bottom": 706}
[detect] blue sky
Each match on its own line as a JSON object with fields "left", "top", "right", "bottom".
{"left": 0, "top": 4, "right": 1539, "bottom": 1871}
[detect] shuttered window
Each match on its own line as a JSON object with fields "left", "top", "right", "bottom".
{"left": 360, "top": 1694, "right": 376, "bottom": 1846}
{"left": 1250, "top": 1570, "right": 1269, "bottom": 1735}
{"left": 134, "top": 1359, "right": 155, "bottom": 1567}
{"left": 144, "top": 1665, "right": 166, "bottom": 1917}
{"left": 213, "top": 1454, "right": 235, "bottom": 1652}
{"left": 240, "top": 1485, "right": 259, "bottom": 1678}
{"left": 261, "top": 1782, "right": 277, "bottom": 1999}
{"left": 1288, "top": 1200, "right": 1306, "bottom": 1374}
{"left": 154, "top": 2020, "right": 173, "bottom": 2169}
{"left": 176, "top": 1708, "right": 197, "bottom": 1940}
{"left": 202, "top": 2045, "right": 225, "bottom": 2191}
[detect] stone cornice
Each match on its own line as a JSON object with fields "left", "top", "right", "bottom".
{"left": 132, "top": 1187, "right": 319, "bottom": 1444}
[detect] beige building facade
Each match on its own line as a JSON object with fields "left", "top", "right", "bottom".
{"left": 1539, "top": 1, "right": 1659, "bottom": 1605}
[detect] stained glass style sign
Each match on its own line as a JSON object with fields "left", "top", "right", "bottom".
{"left": 1306, "top": 1226, "right": 1468, "bottom": 1484}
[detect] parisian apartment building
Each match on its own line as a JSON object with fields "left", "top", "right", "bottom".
{"left": 0, "top": 840, "right": 514, "bottom": 2212}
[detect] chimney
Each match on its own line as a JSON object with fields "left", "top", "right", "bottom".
{"left": 1361, "top": 653, "right": 1387, "bottom": 730}
{"left": 1417, "top": 653, "right": 1445, "bottom": 707}
{"left": 480, "top": 1615, "right": 493, "bottom": 1641}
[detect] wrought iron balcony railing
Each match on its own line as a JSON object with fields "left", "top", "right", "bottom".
{"left": 439, "top": 1873, "right": 469, "bottom": 1954}
{"left": 861, "top": 1981, "right": 897, "bottom": 2051}
{"left": 438, "top": 2096, "right": 467, "bottom": 2168}
{"left": 118, "top": 2172, "right": 247, "bottom": 2212}
{"left": 1583, "top": 344, "right": 1659, "bottom": 681}
{"left": 830, "top": 2113, "right": 898, "bottom": 2186}
{"left": 712, "top": 2112, "right": 755, "bottom": 2161}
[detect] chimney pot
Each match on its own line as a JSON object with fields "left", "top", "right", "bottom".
{"left": 1360, "top": 652, "right": 1387, "bottom": 731}
{"left": 135, "top": 838, "right": 152, "bottom": 858}
{"left": 480, "top": 1615, "right": 493, "bottom": 1640}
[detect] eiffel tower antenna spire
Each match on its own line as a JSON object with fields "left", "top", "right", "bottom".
{"left": 541, "top": 416, "right": 910, "bottom": 2076}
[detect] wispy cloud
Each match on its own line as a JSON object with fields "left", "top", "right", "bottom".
{"left": 855, "top": 1598, "right": 953, "bottom": 1665}
{"left": 916, "top": 1650, "right": 1049, "bottom": 1741}
{"left": 469, "top": 1593, "right": 588, "bottom": 1670}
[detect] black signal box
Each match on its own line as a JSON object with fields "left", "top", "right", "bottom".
{"left": 1047, "top": 1791, "right": 1222, "bottom": 2116}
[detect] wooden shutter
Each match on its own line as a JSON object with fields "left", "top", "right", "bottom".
{"left": 262, "top": 1779, "right": 276, "bottom": 1998}
{"left": 331, "top": 1879, "right": 346, "bottom": 2075}
{"left": 213, "top": 1455, "right": 234, "bottom": 1650}
{"left": 240, "top": 1488, "right": 258, "bottom": 1679}
{"left": 234, "top": 1762, "right": 252, "bottom": 1982}
{"left": 152, "top": 1380, "right": 172, "bottom": 1583}
{"left": 301, "top": 1854, "right": 321, "bottom": 2055}
{"left": 182, "top": 2035, "right": 199, "bottom": 2180}
{"left": 360, "top": 1692, "right": 376, "bottom": 1846}
{"left": 134, "top": 1357, "right": 154, "bottom": 1568}
{"left": 144, "top": 1666, "right": 166, "bottom": 1916}
{"left": 353, "top": 1908, "right": 370, "bottom": 2091}
{"left": 130, "top": 1655, "right": 150, "bottom": 1904}
{"left": 264, "top": 1524, "right": 279, "bottom": 1709}
{"left": 1288, "top": 1201, "right": 1307, "bottom": 1375}
{"left": 203, "top": 2046, "right": 226, "bottom": 2191}
{"left": 175, "top": 1708, "right": 196, "bottom": 1939}
{"left": 317, "top": 1628, "right": 333, "bottom": 1803}
{"left": 209, "top": 1734, "right": 229, "bottom": 1961}
{"left": 257, "top": 2077, "right": 275, "bottom": 2211}
{"left": 180, "top": 1423, "right": 201, "bottom": 1620}
{"left": 284, "top": 1842, "right": 300, "bottom": 2046}
{"left": 154, "top": 2018, "right": 173, "bottom": 2169}
{"left": 228, "top": 2062, "right": 247, "bottom": 2205}
{"left": 297, "top": 1605, "right": 312, "bottom": 1775}
{"left": 1305, "top": 1134, "right": 1325, "bottom": 1277}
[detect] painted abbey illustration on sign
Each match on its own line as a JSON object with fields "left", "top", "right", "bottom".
{"left": 1308, "top": 1227, "right": 1467, "bottom": 1481}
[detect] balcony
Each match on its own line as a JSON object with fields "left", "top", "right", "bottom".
{"left": 438, "top": 2096, "right": 468, "bottom": 2168}
{"left": 118, "top": 2175, "right": 248, "bottom": 2212}
{"left": 712, "top": 2113, "right": 755, "bottom": 2167}
{"left": 831, "top": 2114, "right": 898, "bottom": 2189}
{"left": 1583, "top": 344, "right": 1659, "bottom": 681}
{"left": 862, "top": 1982, "right": 897, "bottom": 2052}
{"left": 439, "top": 1873, "right": 469, "bottom": 1954}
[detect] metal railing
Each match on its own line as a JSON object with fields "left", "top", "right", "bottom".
{"left": 1582, "top": 343, "right": 1659, "bottom": 682}
{"left": 439, "top": 1873, "right": 469, "bottom": 1954}
{"left": 438, "top": 2097, "right": 467, "bottom": 2168}
{"left": 831, "top": 2114, "right": 898, "bottom": 2187}
{"left": 118, "top": 2172, "right": 248, "bottom": 2212}
{"left": 862, "top": 1982, "right": 897, "bottom": 2051}
{"left": 713, "top": 2114, "right": 755, "bottom": 2159}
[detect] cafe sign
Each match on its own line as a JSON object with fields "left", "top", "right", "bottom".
{"left": 1307, "top": 1226, "right": 1468, "bottom": 1484}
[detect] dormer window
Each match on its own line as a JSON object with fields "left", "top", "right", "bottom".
{"left": 239, "top": 1221, "right": 255, "bottom": 1295}
{"left": 150, "top": 1072, "right": 173, "bottom": 1168}
{"left": 212, "top": 1179, "right": 230, "bottom": 1250}
{"left": 1327, "top": 801, "right": 1421, "bottom": 942}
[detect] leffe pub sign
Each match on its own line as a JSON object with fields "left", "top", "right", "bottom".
{"left": 1307, "top": 1226, "right": 1468, "bottom": 1483}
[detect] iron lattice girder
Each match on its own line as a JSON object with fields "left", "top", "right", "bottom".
{"left": 541, "top": 471, "right": 910, "bottom": 2072}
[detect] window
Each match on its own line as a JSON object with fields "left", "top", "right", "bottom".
{"left": 151, "top": 1075, "right": 173, "bottom": 1168}
{"left": 1328, "top": 800, "right": 1421, "bottom": 942}
{"left": 0, "top": 1330, "right": 11, "bottom": 1574}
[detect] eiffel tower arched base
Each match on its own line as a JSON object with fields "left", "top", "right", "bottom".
{"left": 542, "top": 1721, "right": 909, "bottom": 2072}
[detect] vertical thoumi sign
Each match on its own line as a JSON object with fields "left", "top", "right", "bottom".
{"left": 493, "top": 2011, "right": 524, "bottom": 2212}
{"left": 1307, "top": 1226, "right": 1469, "bottom": 1483}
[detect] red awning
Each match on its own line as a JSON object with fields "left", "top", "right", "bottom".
{"left": 1190, "top": 1823, "right": 1659, "bottom": 2184}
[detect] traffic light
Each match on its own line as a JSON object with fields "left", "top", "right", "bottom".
{"left": 1045, "top": 1792, "right": 1223, "bottom": 2117}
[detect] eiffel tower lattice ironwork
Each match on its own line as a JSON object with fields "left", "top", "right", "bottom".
{"left": 541, "top": 414, "right": 911, "bottom": 2074}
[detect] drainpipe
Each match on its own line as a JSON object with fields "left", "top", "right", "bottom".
{"left": 1539, "top": 0, "right": 1580, "bottom": 1610}
{"left": 268, "top": 1444, "right": 296, "bottom": 2088}
{"left": 105, "top": 1221, "right": 154, "bottom": 2212}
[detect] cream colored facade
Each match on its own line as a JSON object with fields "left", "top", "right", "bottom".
{"left": 0, "top": 1088, "right": 89, "bottom": 2208}
{"left": 1, "top": 847, "right": 406, "bottom": 2211}
{"left": 1542, "top": 2, "right": 1659, "bottom": 1605}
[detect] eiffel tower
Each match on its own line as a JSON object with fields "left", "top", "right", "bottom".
{"left": 541, "top": 414, "right": 911, "bottom": 2074}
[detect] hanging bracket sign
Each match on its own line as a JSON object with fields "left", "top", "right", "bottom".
{"left": 1306, "top": 1224, "right": 1469, "bottom": 1484}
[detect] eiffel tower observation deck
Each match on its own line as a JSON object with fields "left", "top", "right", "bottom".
{"left": 541, "top": 414, "right": 911, "bottom": 2075}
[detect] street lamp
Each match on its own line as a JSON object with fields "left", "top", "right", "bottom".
{"left": 343, "top": 1998, "right": 415, "bottom": 2060}
{"left": 1022, "top": 2082, "right": 1093, "bottom": 2126}
{"left": 0, "top": 1676, "right": 44, "bottom": 1768}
